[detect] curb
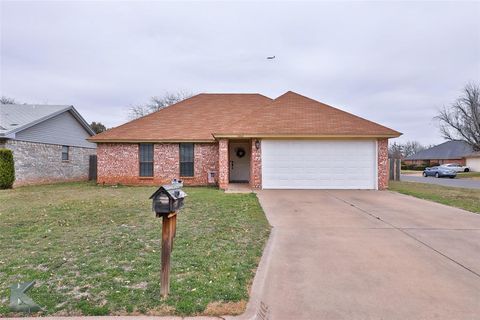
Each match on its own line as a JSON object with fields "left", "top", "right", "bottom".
{"left": 222, "top": 227, "right": 276, "bottom": 320}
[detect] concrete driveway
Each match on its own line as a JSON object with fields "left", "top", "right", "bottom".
{"left": 253, "top": 190, "right": 480, "bottom": 320}
{"left": 401, "top": 174, "right": 480, "bottom": 189}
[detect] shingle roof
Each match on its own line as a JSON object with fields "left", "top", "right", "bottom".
{"left": 405, "top": 140, "right": 474, "bottom": 160}
{"left": 89, "top": 91, "right": 400, "bottom": 142}
{"left": 0, "top": 104, "right": 95, "bottom": 137}
{"left": 214, "top": 91, "right": 401, "bottom": 138}
{"left": 466, "top": 151, "right": 480, "bottom": 159}
{"left": 90, "top": 94, "right": 272, "bottom": 142}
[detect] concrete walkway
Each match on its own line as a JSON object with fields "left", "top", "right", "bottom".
{"left": 401, "top": 174, "right": 480, "bottom": 189}
{"left": 250, "top": 190, "right": 480, "bottom": 320}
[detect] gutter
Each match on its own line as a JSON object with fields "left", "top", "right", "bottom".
{"left": 212, "top": 133, "right": 402, "bottom": 139}
{"left": 88, "top": 139, "right": 216, "bottom": 143}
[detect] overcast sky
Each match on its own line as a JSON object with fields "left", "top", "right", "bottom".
{"left": 1, "top": 1, "right": 479, "bottom": 145}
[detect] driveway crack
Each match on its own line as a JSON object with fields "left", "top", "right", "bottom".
{"left": 327, "top": 192, "right": 480, "bottom": 279}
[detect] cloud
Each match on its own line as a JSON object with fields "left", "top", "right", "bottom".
{"left": 1, "top": 1, "right": 479, "bottom": 145}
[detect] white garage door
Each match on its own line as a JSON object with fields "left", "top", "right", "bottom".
{"left": 466, "top": 158, "right": 480, "bottom": 172}
{"left": 262, "top": 140, "right": 377, "bottom": 189}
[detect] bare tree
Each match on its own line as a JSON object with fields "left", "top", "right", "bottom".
{"left": 402, "top": 141, "right": 426, "bottom": 158}
{"left": 129, "top": 91, "right": 193, "bottom": 119}
{"left": 388, "top": 142, "right": 403, "bottom": 158}
{"left": 436, "top": 82, "right": 480, "bottom": 151}
{"left": 0, "top": 96, "right": 17, "bottom": 104}
{"left": 389, "top": 140, "right": 427, "bottom": 158}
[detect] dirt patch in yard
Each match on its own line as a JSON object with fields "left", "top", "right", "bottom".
{"left": 204, "top": 300, "right": 247, "bottom": 316}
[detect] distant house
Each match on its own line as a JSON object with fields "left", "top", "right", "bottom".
{"left": 465, "top": 152, "right": 480, "bottom": 172}
{"left": 0, "top": 104, "right": 96, "bottom": 186}
{"left": 404, "top": 140, "right": 473, "bottom": 166}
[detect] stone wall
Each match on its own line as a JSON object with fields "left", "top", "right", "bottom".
{"left": 250, "top": 139, "right": 262, "bottom": 189}
{"left": 3, "top": 139, "right": 95, "bottom": 186}
{"left": 97, "top": 142, "right": 219, "bottom": 186}
{"left": 377, "top": 139, "right": 389, "bottom": 190}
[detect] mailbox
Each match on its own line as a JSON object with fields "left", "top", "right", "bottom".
{"left": 150, "top": 180, "right": 187, "bottom": 217}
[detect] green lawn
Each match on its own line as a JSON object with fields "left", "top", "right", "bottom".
{"left": 401, "top": 169, "right": 423, "bottom": 174}
{"left": 389, "top": 181, "right": 480, "bottom": 213}
{"left": 0, "top": 182, "right": 270, "bottom": 317}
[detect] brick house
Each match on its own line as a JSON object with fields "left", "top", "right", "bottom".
{"left": 90, "top": 91, "right": 401, "bottom": 190}
{"left": 0, "top": 104, "right": 96, "bottom": 186}
{"left": 403, "top": 140, "right": 473, "bottom": 166}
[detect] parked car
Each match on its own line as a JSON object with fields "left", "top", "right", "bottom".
{"left": 423, "top": 166, "right": 457, "bottom": 178}
{"left": 440, "top": 163, "right": 470, "bottom": 172}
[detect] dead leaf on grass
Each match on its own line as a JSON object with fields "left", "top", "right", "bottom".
{"left": 204, "top": 300, "right": 246, "bottom": 316}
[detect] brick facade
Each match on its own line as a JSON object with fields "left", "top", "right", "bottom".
{"left": 250, "top": 139, "right": 262, "bottom": 189}
{"left": 97, "top": 142, "right": 218, "bottom": 186}
{"left": 96, "top": 138, "right": 391, "bottom": 190}
{"left": 97, "top": 143, "right": 139, "bottom": 185}
{"left": 183, "top": 143, "right": 218, "bottom": 185}
{"left": 403, "top": 159, "right": 466, "bottom": 166}
{"left": 218, "top": 139, "right": 229, "bottom": 189}
{"left": 377, "top": 139, "right": 389, "bottom": 190}
{"left": 1, "top": 139, "right": 95, "bottom": 186}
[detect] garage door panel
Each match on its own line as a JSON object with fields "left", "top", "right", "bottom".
{"left": 262, "top": 140, "right": 376, "bottom": 189}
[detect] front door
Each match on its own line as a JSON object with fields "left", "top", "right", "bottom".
{"left": 229, "top": 142, "right": 250, "bottom": 182}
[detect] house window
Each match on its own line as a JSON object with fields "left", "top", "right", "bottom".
{"left": 62, "top": 146, "right": 69, "bottom": 161}
{"left": 180, "top": 143, "right": 194, "bottom": 177}
{"left": 139, "top": 143, "right": 154, "bottom": 177}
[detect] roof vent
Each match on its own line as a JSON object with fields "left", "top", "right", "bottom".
{"left": 10, "top": 123, "right": 18, "bottom": 126}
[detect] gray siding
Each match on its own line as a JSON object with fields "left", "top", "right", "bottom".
{"left": 16, "top": 111, "right": 95, "bottom": 148}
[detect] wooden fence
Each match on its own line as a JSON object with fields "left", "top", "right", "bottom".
{"left": 88, "top": 155, "right": 97, "bottom": 181}
{"left": 389, "top": 158, "right": 401, "bottom": 181}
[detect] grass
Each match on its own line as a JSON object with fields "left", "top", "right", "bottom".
{"left": 389, "top": 181, "right": 480, "bottom": 214}
{"left": 401, "top": 170, "right": 422, "bottom": 174}
{"left": 456, "top": 171, "right": 480, "bottom": 179}
{"left": 0, "top": 182, "right": 270, "bottom": 317}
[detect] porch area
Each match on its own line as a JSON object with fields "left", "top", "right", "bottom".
{"left": 218, "top": 138, "right": 262, "bottom": 190}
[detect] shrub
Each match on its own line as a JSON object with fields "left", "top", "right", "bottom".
{"left": 401, "top": 163, "right": 428, "bottom": 171}
{"left": 0, "top": 149, "right": 15, "bottom": 189}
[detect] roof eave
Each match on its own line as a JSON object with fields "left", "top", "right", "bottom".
{"left": 68, "top": 107, "right": 96, "bottom": 136}
{"left": 88, "top": 138, "right": 216, "bottom": 143}
{"left": 0, "top": 132, "right": 15, "bottom": 139}
{"left": 1, "top": 106, "right": 72, "bottom": 136}
{"left": 212, "top": 133, "right": 402, "bottom": 139}
{"left": 466, "top": 153, "right": 480, "bottom": 158}
{"left": 1, "top": 105, "right": 95, "bottom": 137}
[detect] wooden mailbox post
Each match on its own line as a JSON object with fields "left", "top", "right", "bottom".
{"left": 150, "top": 180, "right": 186, "bottom": 297}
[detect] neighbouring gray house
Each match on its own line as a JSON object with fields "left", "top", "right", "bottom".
{"left": 0, "top": 104, "right": 96, "bottom": 186}
{"left": 403, "top": 140, "right": 473, "bottom": 166}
